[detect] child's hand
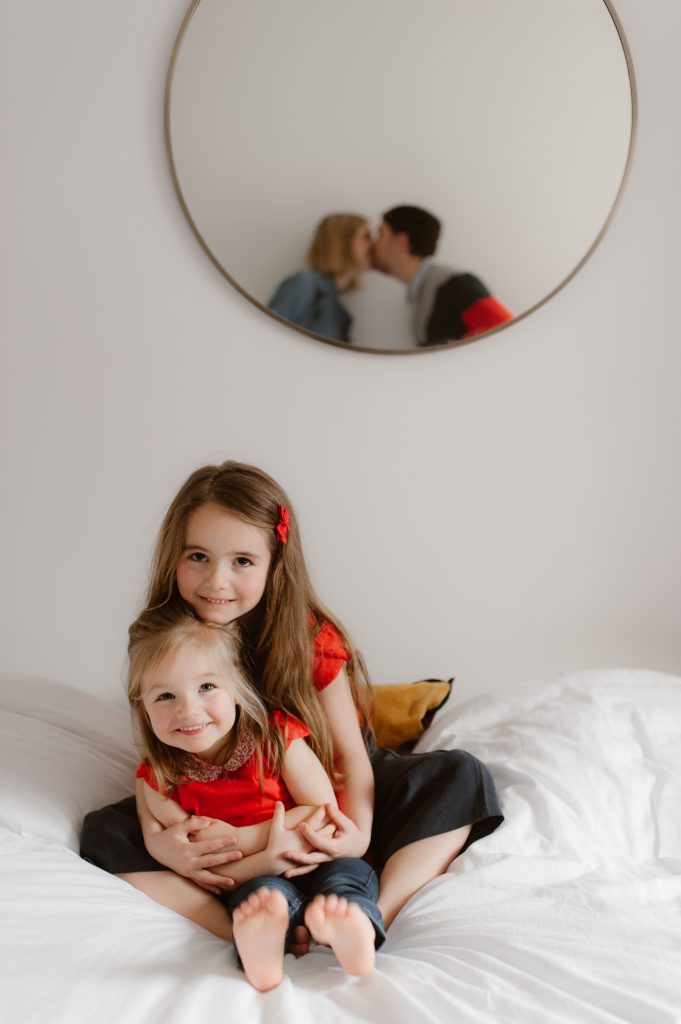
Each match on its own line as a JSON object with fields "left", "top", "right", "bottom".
{"left": 279, "top": 807, "right": 337, "bottom": 878}
{"left": 282, "top": 804, "right": 369, "bottom": 876}
{"left": 283, "top": 805, "right": 334, "bottom": 851}
{"left": 144, "top": 817, "right": 243, "bottom": 894}
{"left": 187, "top": 818, "right": 239, "bottom": 844}
{"left": 261, "top": 803, "right": 331, "bottom": 875}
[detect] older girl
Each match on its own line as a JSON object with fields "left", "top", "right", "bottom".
{"left": 81, "top": 461, "right": 502, "bottom": 945}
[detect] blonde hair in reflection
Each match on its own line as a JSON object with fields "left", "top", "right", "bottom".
{"left": 307, "top": 213, "right": 367, "bottom": 292}
{"left": 128, "top": 608, "right": 281, "bottom": 794}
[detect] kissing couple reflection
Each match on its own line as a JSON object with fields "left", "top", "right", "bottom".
{"left": 267, "top": 206, "right": 512, "bottom": 348}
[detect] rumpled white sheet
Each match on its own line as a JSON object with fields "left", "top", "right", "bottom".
{"left": 1, "top": 669, "right": 680, "bottom": 1023}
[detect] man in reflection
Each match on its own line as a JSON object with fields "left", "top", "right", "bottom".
{"left": 372, "top": 205, "right": 513, "bottom": 346}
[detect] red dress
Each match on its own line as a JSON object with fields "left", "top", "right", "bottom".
{"left": 136, "top": 711, "right": 309, "bottom": 827}
{"left": 312, "top": 621, "right": 350, "bottom": 691}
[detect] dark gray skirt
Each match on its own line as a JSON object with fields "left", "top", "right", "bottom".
{"left": 369, "top": 746, "right": 503, "bottom": 871}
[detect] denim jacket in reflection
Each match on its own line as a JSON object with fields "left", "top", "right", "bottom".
{"left": 267, "top": 270, "right": 352, "bottom": 343}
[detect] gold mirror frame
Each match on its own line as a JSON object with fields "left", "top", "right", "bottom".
{"left": 164, "top": 0, "right": 637, "bottom": 356}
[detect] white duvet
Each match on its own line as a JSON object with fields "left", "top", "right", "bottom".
{"left": 1, "top": 669, "right": 680, "bottom": 1023}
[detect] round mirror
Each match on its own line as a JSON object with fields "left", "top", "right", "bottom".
{"left": 165, "top": 0, "right": 636, "bottom": 354}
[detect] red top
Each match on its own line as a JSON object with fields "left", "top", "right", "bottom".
{"left": 312, "top": 621, "right": 350, "bottom": 691}
{"left": 462, "top": 295, "right": 513, "bottom": 337}
{"left": 136, "top": 711, "right": 309, "bottom": 827}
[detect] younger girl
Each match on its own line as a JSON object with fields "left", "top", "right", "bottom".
{"left": 81, "top": 461, "right": 503, "bottom": 947}
{"left": 128, "top": 609, "right": 384, "bottom": 990}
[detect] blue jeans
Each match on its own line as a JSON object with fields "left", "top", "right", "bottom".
{"left": 223, "top": 857, "right": 385, "bottom": 952}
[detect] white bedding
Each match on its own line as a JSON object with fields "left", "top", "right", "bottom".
{"left": 1, "top": 669, "right": 680, "bottom": 1023}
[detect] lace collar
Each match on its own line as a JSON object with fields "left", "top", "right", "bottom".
{"left": 181, "top": 732, "right": 256, "bottom": 782}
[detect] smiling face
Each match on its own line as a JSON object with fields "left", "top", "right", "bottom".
{"left": 176, "top": 504, "right": 272, "bottom": 626}
{"left": 141, "top": 643, "right": 239, "bottom": 762}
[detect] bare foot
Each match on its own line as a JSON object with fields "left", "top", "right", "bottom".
{"left": 304, "top": 894, "right": 375, "bottom": 976}
{"left": 232, "top": 888, "right": 289, "bottom": 991}
{"left": 290, "top": 924, "right": 311, "bottom": 958}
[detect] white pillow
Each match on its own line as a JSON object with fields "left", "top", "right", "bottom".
{"left": 0, "top": 676, "right": 138, "bottom": 851}
{"left": 417, "top": 668, "right": 681, "bottom": 866}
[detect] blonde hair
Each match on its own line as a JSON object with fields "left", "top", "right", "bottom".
{"left": 128, "top": 607, "right": 283, "bottom": 793}
{"left": 307, "top": 213, "right": 367, "bottom": 292}
{"left": 143, "top": 461, "right": 374, "bottom": 779}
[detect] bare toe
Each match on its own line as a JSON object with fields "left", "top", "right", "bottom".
{"left": 290, "top": 924, "right": 311, "bottom": 959}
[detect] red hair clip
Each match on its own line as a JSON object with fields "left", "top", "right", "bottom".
{"left": 275, "top": 505, "right": 290, "bottom": 544}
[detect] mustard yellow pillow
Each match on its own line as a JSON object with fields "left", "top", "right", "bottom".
{"left": 371, "top": 678, "right": 453, "bottom": 752}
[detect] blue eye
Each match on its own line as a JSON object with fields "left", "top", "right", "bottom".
{"left": 189, "top": 552, "right": 208, "bottom": 563}
{"left": 199, "top": 682, "right": 216, "bottom": 692}
{"left": 155, "top": 692, "right": 174, "bottom": 702}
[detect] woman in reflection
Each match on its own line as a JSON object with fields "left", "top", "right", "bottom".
{"left": 267, "top": 213, "right": 372, "bottom": 344}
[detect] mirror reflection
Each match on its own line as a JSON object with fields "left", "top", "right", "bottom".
{"left": 267, "top": 208, "right": 513, "bottom": 347}
{"left": 166, "top": 0, "right": 634, "bottom": 353}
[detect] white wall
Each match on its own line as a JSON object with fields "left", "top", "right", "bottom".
{"left": 2, "top": 0, "right": 680, "bottom": 709}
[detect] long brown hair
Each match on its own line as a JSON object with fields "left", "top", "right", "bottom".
{"left": 128, "top": 607, "right": 283, "bottom": 793}
{"left": 143, "top": 461, "right": 373, "bottom": 779}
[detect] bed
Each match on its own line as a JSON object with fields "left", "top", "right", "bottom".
{"left": 2, "top": 668, "right": 680, "bottom": 1023}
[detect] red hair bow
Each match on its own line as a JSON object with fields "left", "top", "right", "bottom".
{"left": 275, "top": 505, "right": 290, "bottom": 544}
